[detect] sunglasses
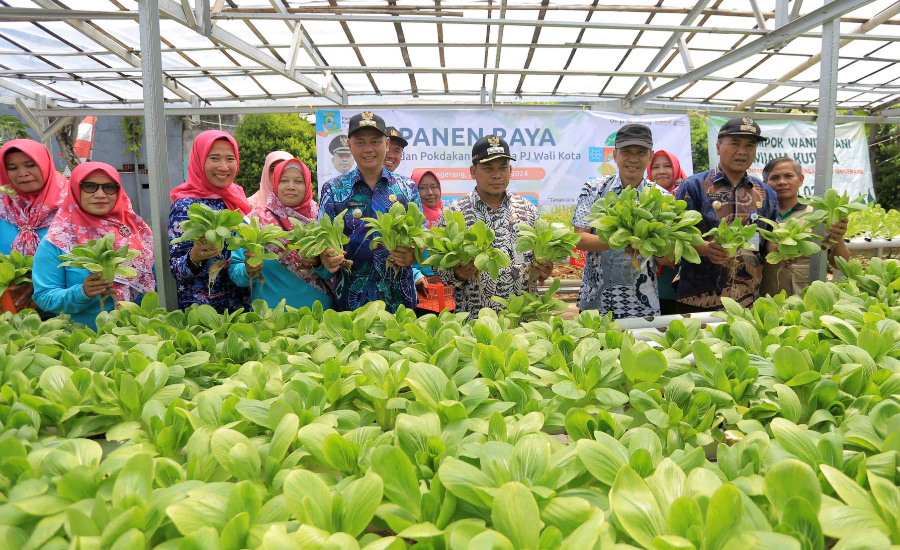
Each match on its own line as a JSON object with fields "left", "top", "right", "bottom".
{"left": 80, "top": 181, "right": 120, "bottom": 195}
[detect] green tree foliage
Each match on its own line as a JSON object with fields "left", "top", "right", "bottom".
{"left": 233, "top": 113, "right": 318, "bottom": 198}
{"left": 690, "top": 116, "right": 709, "bottom": 173}
{"left": 874, "top": 138, "right": 900, "bottom": 210}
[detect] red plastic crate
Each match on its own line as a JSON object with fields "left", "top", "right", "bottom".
{"left": 570, "top": 249, "right": 586, "bottom": 268}
{"left": 417, "top": 276, "right": 456, "bottom": 312}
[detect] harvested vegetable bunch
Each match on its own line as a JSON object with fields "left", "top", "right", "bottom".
{"left": 363, "top": 201, "right": 427, "bottom": 276}
{"left": 170, "top": 202, "right": 244, "bottom": 290}
{"left": 798, "top": 189, "right": 868, "bottom": 249}
{"left": 227, "top": 217, "right": 287, "bottom": 283}
{"left": 0, "top": 250, "right": 32, "bottom": 296}
{"left": 422, "top": 211, "right": 510, "bottom": 298}
{"left": 286, "top": 209, "right": 352, "bottom": 271}
{"left": 58, "top": 233, "right": 140, "bottom": 309}
{"left": 703, "top": 217, "right": 759, "bottom": 275}
{"left": 515, "top": 218, "right": 580, "bottom": 291}
{"left": 585, "top": 186, "right": 703, "bottom": 268}
{"left": 759, "top": 216, "right": 822, "bottom": 264}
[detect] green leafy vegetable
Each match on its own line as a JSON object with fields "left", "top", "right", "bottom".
{"left": 57, "top": 233, "right": 140, "bottom": 309}
{"left": 515, "top": 218, "right": 579, "bottom": 290}
{"left": 363, "top": 202, "right": 427, "bottom": 275}
{"left": 227, "top": 217, "right": 287, "bottom": 283}
{"left": 759, "top": 217, "right": 822, "bottom": 264}
{"left": 798, "top": 190, "right": 868, "bottom": 249}
{"left": 286, "top": 210, "right": 352, "bottom": 271}
{"left": 0, "top": 250, "right": 32, "bottom": 296}
{"left": 586, "top": 185, "right": 703, "bottom": 267}
{"left": 170, "top": 202, "right": 244, "bottom": 289}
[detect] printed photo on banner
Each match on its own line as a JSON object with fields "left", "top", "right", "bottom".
{"left": 706, "top": 115, "right": 874, "bottom": 199}
{"left": 314, "top": 109, "right": 693, "bottom": 216}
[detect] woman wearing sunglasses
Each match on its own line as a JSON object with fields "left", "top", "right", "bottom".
{"left": 230, "top": 158, "right": 334, "bottom": 310}
{"left": 168, "top": 130, "right": 251, "bottom": 312}
{"left": 32, "top": 162, "right": 155, "bottom": 329}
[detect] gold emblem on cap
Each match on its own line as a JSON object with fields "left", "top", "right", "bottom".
{"left": 340, "top": 136, "right": 348, "bottom": 146}
{"left": 487, "top": 136, "right": 500, "bottom": 146}
{"left": 352, "top": 208, "right": 362, "bottom": 218}
{"left": 388, "top": 193, "right": 397, "bottom": 202}
{"left": 391, "top": 129, "right": 399, "bottom": 137}
{"left": 361, "top": 111, "right": 374, "bottom": 119}
{"left": 743, "top": 117, "right": 754, "bottom": 126}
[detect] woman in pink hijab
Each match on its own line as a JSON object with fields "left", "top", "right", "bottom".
{"left": 247, "top": 150, "right": 293, "bottom": 209}
{"left": 411, "top": 169, "right": 443, "bottom": 228}
{"left": 0, "top": 139, "right": 68, "bottom": 256}
{"left": 647, "top": 150, "right": 688, "bottom": 195}
{"left": 168, "top": 130, "right": 251, "bottom": 312}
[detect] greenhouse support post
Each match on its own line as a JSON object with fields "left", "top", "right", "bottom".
{"left": 139, "top": 0, "right": 177, "bottom": 309}
{"left": 809, "top": 0, "right": 840, "bottom": 283}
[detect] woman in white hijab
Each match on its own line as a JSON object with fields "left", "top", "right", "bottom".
{"left": 247, "top": 151, "right": 293, "bottom": 209}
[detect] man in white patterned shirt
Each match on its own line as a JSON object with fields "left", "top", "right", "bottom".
{"left": 437, "top": 135, "right": 553, "bottom": 317}
{"left": 572, "top": 124, "right": 673, "bottom": 319}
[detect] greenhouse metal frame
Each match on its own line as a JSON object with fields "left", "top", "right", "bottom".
{"left": 1, "top": 0, "right": 900, "bottom": 308}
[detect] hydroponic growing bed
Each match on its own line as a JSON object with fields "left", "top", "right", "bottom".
{"left": 1, "top": 256, "right": 899, "bottom": 550}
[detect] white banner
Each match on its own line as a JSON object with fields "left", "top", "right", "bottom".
{"left": 706, "top": 116, "right": 874, "bottom": 199}
{"left": 315, "top": 109, "right": 693, "bottom": 211}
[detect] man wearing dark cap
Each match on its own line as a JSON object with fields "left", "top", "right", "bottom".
{"left": 383, "top": 126, "right": 408, "bottom": 174}
{"left": 318, "top": 112, "right": 426, "bottom": 313}
{"left": 674, "top": 116, "right": 778, "bottom": 311}
{"left": 436, "top": 134, "right": 553, "bottom": 316}
{"left": 572, "top": 123, "right": 674, "bottom": 319}
{"left": 328, "top": 134, "right": 354, "bottom": 176}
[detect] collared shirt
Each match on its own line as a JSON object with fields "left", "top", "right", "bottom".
{"left": 674, "top": 166, "right": 778, "bottom": 309}
{"left": 760, "top": 200, "right": 813, "bottom": 298}
{"left": 436, "top": 189, "right": 538, "bottom": 317}
{"left": 778, "top": 200, "right": 809, "bottom": 221}
{"left": 319, "top": 167, "right": 423, "bottom": 313}
{"left": 572, "top": 175, "right": 667, "bottom": 319}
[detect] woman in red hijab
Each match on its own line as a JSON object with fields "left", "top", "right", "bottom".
{"left": 32, "top": 162, "right": 155, "bottom": 329}
{"left": 168, "top": 130, "right": 251, "bottom": 312}
{"left": 229, "top": 158, "right": 334, "bottom": 310}
{"left": 0, "top": 139, "right": 68, "bottom": 256}
{"left": 647, "top": 150, "right": 688, "bottom": 195}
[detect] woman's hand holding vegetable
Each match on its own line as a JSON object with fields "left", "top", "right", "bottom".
{"left": 454, "top": 260, "right": 477, "bottom": 281}
{"left": 321, "top": 249, "right": 346, "bottom": 273}
{"left": 244, "top": 252, "right": 264, "bottom": 277}
{"left": 82, "top": 272, "right": 113, "bottom": 298}
{"left": 190, "top": 237, "right": 222, "bottom": 263}
{"left": 533, "top": 260, "right": 554, "bottom": 283}
{"left": 389, "top": 246, "right": 416, "bottom": 268}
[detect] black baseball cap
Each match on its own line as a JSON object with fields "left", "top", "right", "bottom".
{"left": 329, "top": 134, "right": 350, "bottom": 154}
{"left": 472, "top": 135, "right": 516, "bottom": 164}
{"left": 386, "top": 126, "right": 408, "bottom": 147}
{"left": 348, "top": 111, "right": 388, "bottom": 137}
{"left": 615, "top": 124, "right": 653, "bottom": 149}
{"left": 718, "top": 116, "right": 764, "bottom": 141}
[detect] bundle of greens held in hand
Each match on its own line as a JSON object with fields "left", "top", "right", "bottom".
{"left": 286, "top": 210, "right": 352, "bottom": 271}
{"left": 422, "top": 210, "right": 511, "bottom": 298}
{"left": 759, "top": 216, "right": 822, "bottom": 264}
{"left": 362, "top": 201, "right": 427, "bottom": 277}
{"left": 170, "top": 202, "right": 244, "bottom": 290}
{"left": 585, "top": 186, "right": 703, "bottom": 268}
{"left": 0, "top": 250, "right": 32, "bottom": 297}
{"left": 798, "top": 189, "right": 868, "bottom": 250}
{"left": 703, "top": 217, "right": 759, "bottom": 275}
{"left": 227, "top": 217, "right": 287, "bottom": 284}
{"left": 57, "top": 233, "right": 139, "bottom": 309}
{"left": 515, "top": 218, "right": 579, "bottom": 291}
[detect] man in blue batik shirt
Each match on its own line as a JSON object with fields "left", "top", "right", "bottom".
{"left": 318, "top": 112, "right": 426, "bottom": 312}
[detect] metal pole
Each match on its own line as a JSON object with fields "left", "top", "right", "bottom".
{"left": 809, "top": 0, "right": 840, "bottom": 283}
{"left": 139, "top": 0, "right": 177, "bottom": 310}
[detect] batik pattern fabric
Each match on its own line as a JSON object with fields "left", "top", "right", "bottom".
{"left": 250, "top": 196, "right": 333, "bottom": 299}
{"left": 168, "top": 197, "right": 251, "bottom": 313}
{"left": 318, "top": 168, "right": 422, "bottom": 313}
{"left": 571, "top": 175, "right": 665, "bottom": 319}
{"left": 674, "top": 166, "right": 778, "bottom": 309}
{"left": 435, "top": 190, "right": 538, "bottom": 317}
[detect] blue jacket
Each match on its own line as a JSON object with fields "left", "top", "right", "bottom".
{"left": 228, "top": 248, "right": 334, "bottom": 311}
{"left": 0, "top": 217, "right": 48, "bottom": 255}
{"left": 32, "top": 240, "right": 147, "bottom": 330}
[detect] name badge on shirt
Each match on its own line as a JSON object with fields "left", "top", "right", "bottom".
{"left": 514, "top": 250, "right": 526, "bottom": 265}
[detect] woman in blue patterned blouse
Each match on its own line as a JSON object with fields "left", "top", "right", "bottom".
{"left": 167, "top": 130, "right": 251, "bottom": 312}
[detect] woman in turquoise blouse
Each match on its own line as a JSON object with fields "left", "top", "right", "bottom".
{"left": 228, "top": 158, "right": 334, "bottom": 310}
{"left": 33, "top": 162, "right": 156, "bottom": 329}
